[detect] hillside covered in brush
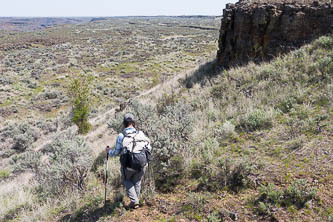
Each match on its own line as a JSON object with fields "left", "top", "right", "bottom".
{"left": 1, "top": 1, "right": 333, "bottom": 221}
{"left": 103, "top": 35, "right": 333, "bottom": 222}
{"left": 1, "top": 33, "right": 332, "bottom": 221}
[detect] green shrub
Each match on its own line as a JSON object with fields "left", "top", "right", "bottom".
{"left": 254, "top": 180, "right": 317, "bottom": 217}
{"left": 286, "top": 136, "right": 304, "bottom": 151}
{"left": 154, "top": 155, "right": 185, "bottom": 192}
{"left": 91, "top": 150, "right": 106, "bottom": 174}
{"left": 156, "top": 92, "right": 179, "bottom": 114}
{"left": 201, "top": 138, "right": 220, "bottom": 164}
{"left": 214, "top": 121, "right": 236, "bottom": 140}
{"left": 292, "top": 49, "right": 305, "bottom": 60}
{"left": 318, "top": 56, "right": 333, "bottom": 76}
{"left": 181, "top": 193, "right": 207, "bottom": 221}
{"left": 284, "top": 179, "right": 317, "bottom": 208}
{"left": 207, "top": 210, "right": 221, "bottom": 222}
{"left": 68, "top": 73, "right": 94, "bottom": 134}
{"left": 198, "top": 157, "right": 255, "bottom": 192}
{"left": 237, "top": 109, "right": 273, "bottom": 132}
{"left": 313, "top": 36, "right": 333, "bottom": 50}
{"left": 306, "top": 114, "right": 328, "bottom": 135}
{"left": 41, "top": 130, "right": 93, "bottom": 195}
{"left": 254, "top": 184, "right": 282, "bottom": 217}
{"left": 190, "top": 159, "right": 204, "bottom": 179}
{"left": 276, "top": 97, "right": 297, "bottom": 113}
{"left": 314, "top": 92, "right": 331, "bottom": 106}
{"left": 0, "top": 122, "right": 40, "bottom": 153}
{"left": 11, "top": 151, "right": 42, "bottom": 173}
{"left": 108, "top": 100, "right": 156, "bottom": 134}
{"left": 224, "top": 158, "right": 255, "bottom": 192}
{"left": 285, "top": 107, "right": 328, "bottom": 138}
{"left": 12, "top": 130, "right": 93, "bottom": 197}
{"left": 258, "top": 183, "right": 283, "bottom": 205}
{"left": 256, "top": 202, "right": 270, "bottom": 216}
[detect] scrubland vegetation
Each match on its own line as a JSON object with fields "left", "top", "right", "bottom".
{"left": 0, "top": 18, "right": 332, "bottom": 221}
{"left": 0, "top": 17, "right": 218, "bottom": 123}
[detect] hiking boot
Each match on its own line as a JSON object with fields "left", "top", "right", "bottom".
{"left": 128, "top": 202, "right": 139, "bottom": 209}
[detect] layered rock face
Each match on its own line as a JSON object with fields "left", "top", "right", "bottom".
{"left": 217, "top": 0, "right": 333, "bottom": 67}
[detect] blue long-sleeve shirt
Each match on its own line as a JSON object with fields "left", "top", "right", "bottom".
{"left": 108, "top": 127, "right": 137, "bottom": 157}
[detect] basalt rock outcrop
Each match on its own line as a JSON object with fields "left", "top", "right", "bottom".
{"left": 217, "top": 0, "right": 333, "bottom": 67}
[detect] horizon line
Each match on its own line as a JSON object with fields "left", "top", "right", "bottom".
{"left": 0, "top": 14, "right": 222, "bottom": 18}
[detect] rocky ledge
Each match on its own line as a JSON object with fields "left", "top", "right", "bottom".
{"left": 217, "top": 0, "right": 333, "bottom": 67}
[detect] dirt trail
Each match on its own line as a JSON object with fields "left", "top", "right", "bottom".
{"left": 34, "top": 55, "right": 214, "bottom": 156}
{"left": 86, "top": 57, "right": 211, "bottom": 155}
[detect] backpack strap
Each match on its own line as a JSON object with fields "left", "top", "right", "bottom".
{"left": 131, "top": 131, "right": 140, "bottom": 152}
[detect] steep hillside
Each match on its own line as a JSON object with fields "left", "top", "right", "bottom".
{"left": 217, "top": 0, "right": 333, "bottom": 67}
{"left": 108, "top": 35, "right": 332, "bottom": 222}
{"left": 2, "top": 34, "right": 332, "bottom": 222}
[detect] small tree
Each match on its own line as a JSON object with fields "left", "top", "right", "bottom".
{"left": 68, "top": 73, "right": 94, "bottom": 134}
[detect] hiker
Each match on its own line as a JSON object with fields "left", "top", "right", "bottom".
{"left": 106, "top": 113, "right": 152, "bottom": 209}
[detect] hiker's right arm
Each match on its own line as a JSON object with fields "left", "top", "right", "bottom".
{"left": 107, "top": 133, "right": 124, "bottom": 157}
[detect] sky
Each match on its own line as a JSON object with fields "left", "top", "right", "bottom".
{"left": 0, "top": 0, "right": 238, "bottom": 17}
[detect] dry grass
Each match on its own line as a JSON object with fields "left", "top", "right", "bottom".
{"left": 0, "top": 174, "right": 34, "bottom": 221}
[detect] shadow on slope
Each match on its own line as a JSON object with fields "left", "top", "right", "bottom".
{"left": 184, "top": 34, "right": 333, "bottom": 89}
{"left": 182, "top": 58, "right": 222, "bottom": 88}
{"left": 58, "top": 199, "right": 122, "bottom": 222}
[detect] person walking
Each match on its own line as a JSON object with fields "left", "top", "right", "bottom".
{"left": 106, "top": 113, "right": 151, "bottom": 209}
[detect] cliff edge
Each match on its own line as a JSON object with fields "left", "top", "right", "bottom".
{"left": 217, "top": 0, "right": 333, "bottom": 67}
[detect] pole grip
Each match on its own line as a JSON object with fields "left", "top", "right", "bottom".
{"left": 106, "top": 146, "right": 110, "bottom": 160}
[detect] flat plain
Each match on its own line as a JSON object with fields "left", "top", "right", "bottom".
{"left": 0, "top": 16, "right": 219, "bottom": 122}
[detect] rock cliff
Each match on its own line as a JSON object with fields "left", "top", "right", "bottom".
{"left": 217, "top": 0, "right": 333, "bottom": 67}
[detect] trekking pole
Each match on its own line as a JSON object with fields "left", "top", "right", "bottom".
{"left": 104, "top": 148, "right": 109, "bottom": 209}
